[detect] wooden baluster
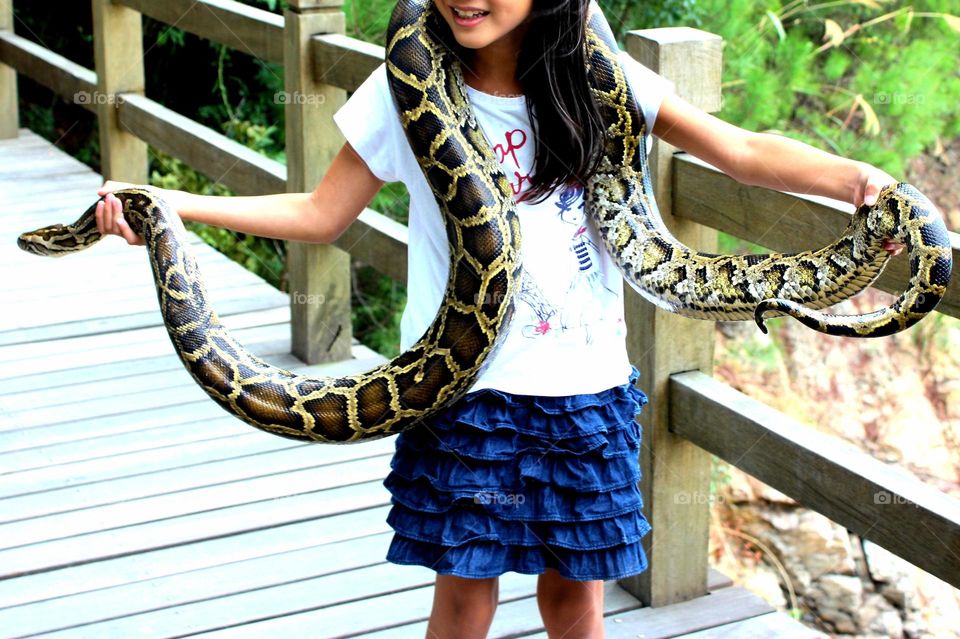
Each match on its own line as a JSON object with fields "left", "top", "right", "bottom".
{"left": 619, "top": 27, "right": 724, "bottom": 607}
{"left": 0, "top": 0, "right": 17, "bottom": 138}
{"left": 284, "top": 0, "right": 352, "bottom": 364}
{"left": 91, "top": 0, "right": 147, "bottom": 183}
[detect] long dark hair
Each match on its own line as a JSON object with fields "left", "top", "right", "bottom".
{"left": 429, "top": 1, "right": 607, "bottom": 205}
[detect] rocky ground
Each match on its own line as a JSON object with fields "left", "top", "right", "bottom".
{"left": 705, "top": 136, "right": 960, "bottom": 638}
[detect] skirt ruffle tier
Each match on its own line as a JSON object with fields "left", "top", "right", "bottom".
{"left": 383, "top": 367, "right": 651, "bottom": 581}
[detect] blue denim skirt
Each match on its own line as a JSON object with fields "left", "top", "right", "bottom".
{"left": 382, "top": 366, "right": 650, "bottom": 581}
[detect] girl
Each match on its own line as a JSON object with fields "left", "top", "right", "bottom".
{"left": 96, "top": 1, "right": 905, "bottom": 637}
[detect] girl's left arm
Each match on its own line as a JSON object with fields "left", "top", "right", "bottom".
{"left": 651, "top": 94, "right": 905, "bottom": 253}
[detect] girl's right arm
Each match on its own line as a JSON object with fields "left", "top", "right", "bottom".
{"left": 95, "top": 141, "right": 385, "bottom": 246}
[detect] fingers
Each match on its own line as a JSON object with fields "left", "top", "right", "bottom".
{"left": 94, "top": 192, "right": 144, "bottom": 246}
{"left": 863, "top": 183, "right": 880, "bottom": 208}
{"left": 882, "top": 239, "right": 905, "bottom": 256}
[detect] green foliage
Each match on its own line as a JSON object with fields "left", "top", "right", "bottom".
{"left": 700, "top": 0, "right": 960, "bottom": 178}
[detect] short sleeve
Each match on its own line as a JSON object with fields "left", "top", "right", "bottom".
{"left": 333, "top": 62, "right": 407, "bottom": 184}
{"left": 618, "top": 51, "right": 675, "bottom": 152}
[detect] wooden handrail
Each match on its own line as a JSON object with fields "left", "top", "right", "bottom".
{"left": 115, "top": 0, "right": 284, "bottom": 64}
{"left": 0, "top": 31, "right": 96, "bottom": 113}
{"left": 117, "top": 93, "right": 287, "bottom": 196}
{"left": 670, "top": 370, "right": 960, "bottom": 590}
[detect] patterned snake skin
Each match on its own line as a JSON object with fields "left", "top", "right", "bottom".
{"left": 16, "top": 0, "right": 952, "bottom": 443}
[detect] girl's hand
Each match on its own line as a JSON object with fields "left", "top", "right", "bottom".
{"left": 853, "top": 164, "right": 904, "bottom": 257}
{"left": 95, "top": 181, "right": 153, "bottom": 246}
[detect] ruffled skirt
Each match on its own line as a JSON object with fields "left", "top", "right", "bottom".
{"left": 383, "top": 367, "right": 650, "bottom": 581}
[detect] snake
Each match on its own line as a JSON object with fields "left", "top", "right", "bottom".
{"left": 16, "top": 0, "right": 953, "bottom": 443}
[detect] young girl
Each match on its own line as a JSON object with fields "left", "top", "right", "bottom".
{"left": 96, "top": 1, "right": 905, "bottom": 637}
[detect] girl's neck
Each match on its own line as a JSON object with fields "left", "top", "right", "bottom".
{"left": 461, "top": 32, "right": 526, "bottom": 97}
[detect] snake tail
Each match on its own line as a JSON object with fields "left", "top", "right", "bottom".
{"left": 754, "top": 183, "right": 952, "bottom": 337}
{"left": 581, "top": 2, "right": 951, "bottom": 338}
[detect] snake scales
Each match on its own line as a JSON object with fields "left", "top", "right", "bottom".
{"left": 17, "top": 1, "right": 953, "bottom": 443}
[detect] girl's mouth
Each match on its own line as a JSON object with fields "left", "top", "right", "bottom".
{"left": 450, "top": 6, "right": 490, "bottom": 26}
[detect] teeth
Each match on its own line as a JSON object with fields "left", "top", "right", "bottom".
{"left": 452, "top": 8, "right": 488, "bottom": 18}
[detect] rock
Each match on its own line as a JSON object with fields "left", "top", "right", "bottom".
{"left": 721, "top": 466, "right": 796, "bottom": 505}
{"left": 742, "top": 564, "right": 787, "bottom": 608}
{"left": 862, "top": 540, "right": 917, "bottom": 611}
{"left": 744, "top": 507, "right": 856, "bottom": 592}
{"left": 816, "top": 574, "right": 863, "bottom": 610}
{"left": 877, "top": 609, "right": 905, "bottom": 638}
{"left": 856, "top": 592, "right": 904, "bottom": 638}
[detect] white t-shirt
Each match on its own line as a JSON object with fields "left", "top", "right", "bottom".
{"left": 334, "top": 53, "right": 673, "bottom": 397}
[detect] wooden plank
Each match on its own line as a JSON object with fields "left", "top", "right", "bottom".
{"left": 672, "top": 154, "right": 960, "bottom": 321}
{"left": 1, "top": 437, "right": 395, "bottom": 523}
{"left": 671, "top": 371, "right": 960, "bottom": 590}
{"left": 363, "top": 581, "right": 642, "bottom": 639}
{"left": 0, "top": 282, "right": 287, "bottom": 346}
{"left": 0, "top": 314, "right": 290, "bottom": 396}
{"left": 1, "top": 351, "right": 302, "bottom": 413}
{"left": 187, "top": 572, "right": 538, "bottom": 639}
{"left": 92, "top": 0, "right": 148, "bottom": 182}
{"left": 0, "top": 160, "right": 95, "bottom": 187}
{"left": 311, "top": 33, "right": 383, "bottom": 93}
{"left": 0, "top": 431, "right": 294, "bottom": 499}
{"left": 0, "top": 415, "right": 258, "bottom": 477}
{"left": 0, "top": 376, "right": 216, "bottom": 433}
{"left": 0, "top": 278, "right": 281, "bottom": 332}
{"left": 0, "top": 532, "right": 396, "bottom": 636}
{"left": 680, "top": 611, "right": 826, "bottom": 638}
{"left": 38, "top": 562, "right": 439, "bottom": 638}
{"left": 285, "top": 3, "right": 352, "bottom": 364}
{"left": 0, "top": 475, "right": 391, "bottom": 577}
{"left": 0, "top": 454, "right": 392, "bottom": 551}
{"left": 521, "top": 587, "right": 773, "bottom": 639}
{"left": 1, "top": 257, "right": 255, "bottom": 302}
{"left": 0, "top": 32, "right": 97, "bottom": 113}
{"left": 708, "top": 568, "right": 733, "bottom": 590}
{"left": 117, "top": 94, "right": 287, "bottom": 196}
{"left": 0, "top": 504, "right": 391, "bottom": 609}
{"left": 116, "top": 0, "right": 285, "bottom": 64}
{"left": 619, "top": 27, "right": 722, "bottom": 607}
{"left": 1, "top": 348, "right": 387, "bottom": 431}
{"left": 0, "top": 313, "right": 290, "bottom": 375}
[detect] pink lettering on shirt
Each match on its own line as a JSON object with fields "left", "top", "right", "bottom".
{"left": 493, "top": 128, "right": 533, "bottom": 196}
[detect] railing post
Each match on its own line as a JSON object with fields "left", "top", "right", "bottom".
{"left": 0, "top": 0, "right": 17, "bottom": 138}
{"left": 619, "top": 27, "right": 724, "bottom": 607}
{"left": 284, "top": 0, "right": 352, "bottom": 364}
{"left": 91, "top": 0, "right": 148, "bottom": 182}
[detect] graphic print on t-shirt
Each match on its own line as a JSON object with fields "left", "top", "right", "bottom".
{"left": 494, "top": 129, "right": 620, "bottom": 346}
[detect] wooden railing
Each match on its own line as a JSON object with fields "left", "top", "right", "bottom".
{"left": 1, "top": 0, "right": 958, "bottom": 608}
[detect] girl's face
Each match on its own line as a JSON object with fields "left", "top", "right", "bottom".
{"left": 432, "top": 1, "right": 534, "bottom": 53}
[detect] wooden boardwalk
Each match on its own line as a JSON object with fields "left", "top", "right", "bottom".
{"left": 0, "top": 129, "right": 823, "bottom": 638}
